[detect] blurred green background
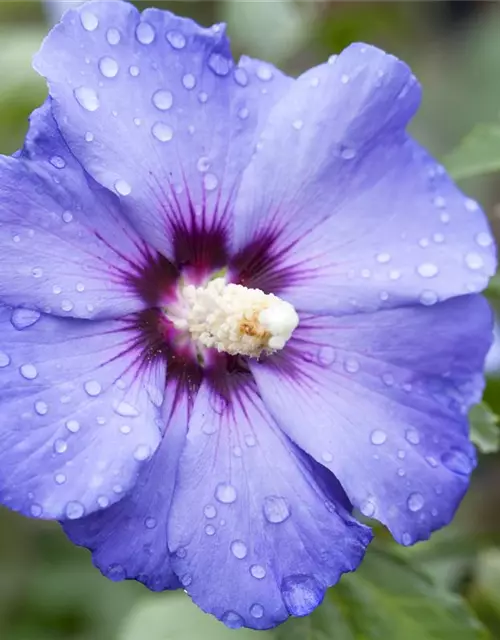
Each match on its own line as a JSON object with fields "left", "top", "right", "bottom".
{"left": 1, "top": 1, "right": 500, "bottom": 639}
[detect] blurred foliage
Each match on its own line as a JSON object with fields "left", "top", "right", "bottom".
{"left": 1, "top": 0, "right": 500, "bottom": 639}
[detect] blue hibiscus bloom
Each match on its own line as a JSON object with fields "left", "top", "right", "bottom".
{"left": 0, "top": 0, "right": 496, "bottom": 630}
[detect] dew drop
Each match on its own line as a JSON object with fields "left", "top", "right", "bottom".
{"left": 99, "top": 56, "right": 119, "bottom": 78}
{"left": 205, "top": 524, "right": 216, "bottom": 536}
{"left": 465, "top": 252, "right": 484, "bottom": 270}
{"left": 231, "top": 540, "right": 248, "bottom": 559}
{"left": 115, "top": 179, "right": 132, "bottom": 196}
{"left": 32, "top": 267, "right": 43, "bottom": 279}
{"left": 405, "top": 428, "right": 420, "bottom": 445}
{"left": 180, "top": 573, "right": 192, "bottom": 587}
{"left": 476, "top": 232, "right": 493, "bottom": 247}
{"left": 417, "top": 263, "right": 439, "bottom": 278}
{"left": 370, "top": 429, "right": 387, "bottom": 445}
{"left": 203, "top": 173, "right": 218, "bottom": 191}
{"left": 65, "top": 500, "right": 85, "bottom": 519}
{"left": 281, "top": 575, "right": 323, "bottom": 617}
{"left": 62, "top": 210, "right": 74, "bottom": 223}
{"left": 238, "top": 106, "right": 249, "bottom": 120}
{"left": 221, "top": 611, "right": 244, "bottom": 629}
{"left": 344, "top": 357, "right": 359, "bottom": 374}
{"left": 244, "top": 434, "right": 256, "bottom": 447}
{"left": 182, "top": 73, "right": 196, "bottom": 89}
{"left": 292, "top": 119, "right": 303, "bottom": 131}
{"left": 134, "top": 444, "right": 152, "bottom": 461}
{"left": 0, "top": 351, "right": 10, "bottom": 368}
{"left": 215, "top": 482, "right": 237, "bottom": 504}
{"left": 208, "top": 52, "right": 231, "bottom": 76}
{"left": 81, "top": 11, "right": 98, "bottom": 31}
{"left": 74, "top": 86, "right": 100, "bottom": 112}
{"left": 85, "top": 131, "right": 94, "bottom": 142}
{"left": 145, "top": 517, "right": 157, "bottom": 529}
{"left": 198, "top": 91, "right": 208, "bottom": 103}
{"left": 61, "top": 299, "right": 73, "bottom": 312}
{"left": 115, "top": 401, "right": 139, "bottom": 417}
{"left": 97, "top": 495, "right": 109, "bottom": 508}
{"left": 20, "top": 363, "right": 38, "bottom": 380}
{"left": 35, "top": 401, "right": 48, "bottom": 416}
{"left": 433, "top": 232, "right": 445, "bottom": 243}
{"left": 120, "top": 425, "right": 131, "bottom": 435}
{"left": 152, "top": 121, "right": 174, "bottom": 142}
{"left": 129, "top": 65, "right": 140, "bottom": 77}
{"left": 107, "top": 563, "right": 126, "bottom": 581}
{"left": 419, "top": 290, "right": 438, "bottom": 306}
{"left": 84, "top": 380, "right": 102, "bottom": 396}
{"left": 106, "top": 27, "right": 120, "bottom": 45}
{"left": 196, "top": 156, "right": 210, "bottom": 172}
{"left": 360, "top": 498, "right": 376, "bottom": 517}
{"left": 317, "top": 345, "right": 336, "bottom": 366}
{"left": 152, "top": 89, "right": 173, "bottom": 111}
{"left": 465, "top": 198, "right": 479, "bottom": 212}
{"left": 389, "top": 269, "right": 401, "bottom": 280}
{"left": 250, "top": 564, "right": 266, "bottom": 579}
{"left": 166, "top": 30, "right": 186, "bottom": 49}
{"left": 441, "top": 448, "right": 472, "bottom": 475}
{"left": 204, "top": 504, "right": 217, "bottom": 519}
{"left": 322, "top": 451, "right": 333, "bottom": 463}
{"left": 30, "top": 503, "right": 43, "bottom": 517}
{"left": 50, "top": 155, "right": 66, "bottom": 169}
{"left": 257, "top": 64, "right": 273, "bottom": 81}
{"left": 341, "top": 74, "right": 349, "bottom": 84}
{"left": 425, "top": 456, "right": 438, "bottom": 468}
{"left": 263, "top": 495, "right": 290, "bottom": 524}
{"left": 136, "top": 21, "right": 155, "bottom": 45}
{"left": 54, "top": 439, "right": 67, "bottom": 454}
{"left": 234, "top": 67, "right": 248, "bottom": 86}
{"left": 402, "top": 532, "right": 412, "bottom": 546}
{"left": 11, "top": 308, "right": 41, "bottom": 330}
{"left": 341, "top": 146, "right": 356, "bottom": 160}
{"left": 407, "top": 492, "right": 424, "bottom": 512}
{"left": 66, "top": 419, "right": 80, "bottom": 433}
{"left": 250, "top": 603, "right": 264, "bottom": 619}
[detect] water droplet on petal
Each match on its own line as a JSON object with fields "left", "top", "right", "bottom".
{"left": 74, "top": 86, "right": 100, "bottom": 111}
{"left": 134, "top": 444, "right": 151, "bottom": 461}
{"left": 84, "top": 380, "right": 101, "bottom": 396}
{"left": 97, "top": 495, "right": 109, "bottom": 508}
{"left": 145, "top": 517, "right": 157, "bottom": 529}
{"left": 66, "top": 419, "right": 80, "bottom": 433}
{"left": 204, "top": 504, "right": 217, "bottom": 519}
{"left": 402, "top": 532, "right": 412, "bottom": 546}
{"left": 341, "top": 74, "right": 350, "bottom": 84}
{"left": 115, "top": 179, "right": 132, "bottom": 196}
{"left": 205, "top": 524, "right": 216, "bottom": 536}
{"left": 405, "top": 428, "right": 420, "bottom": 445}
{"left": 32, "top": 267, "right": 43, "bottom": 279}
{"left": 198, "top": 91, "right": 208, "bottom": 103}
{"left": 370, "top": 429, "right": 387, "bottom": 445}
{"left": 417, "top": 263, "right": 439, "bottom": 278}
{"left": 250, "top": 603, "right": 264, "bottom": 619}
{"left": 441, "top": 448, "right": 472, "bottom": 475}
{"left": 425, "top": 456, "right": 438, "bottom": 468}
{"left": 221, "top": 611, "right": 244, "bottom": 629}
{"left": 238, "top": 106, "right": 249, "bottom": 120}
{"left": 114, "top": 401, "right": 139, "bottom": 417}
{"left": 99, "top": 56, "right": 119, "bottom": 78}
{"left": 257, "top": 65, "right": 273, "bottom": 81}
{"left": 465, "top": 198, "right": 478, "bottom": 212}
{"left": 180, "top": 573, "right": 192, "bottom": 587}
{"left": 341, "top": 146, "right": 356, "bottom": 160}
{"left": 152, "top": 122, "right": 174, "bottom": 142}
{"left": 215, "top": 483, "right": 237, "bottom": 504}
{"left": 136, "top": 22, "right": 155, "bottom": 45}
{"left": 107, "top": 563, "right": 126, "bottom": 581}
{"left": 419, "top": 290, "right": 438, "bottom": 306}
{"left": 152, "top": 89, "right": 173, "bottom": 111}
{"left": 50, "top": 155, "right": 66, "bottom": 169}
{"left": 54, "top": 439, "right": 67, "bottom": 454}
{"left": 20, "top": 364, "right": 38, "bottom": 380}
{"left": 317, "top": 346, "right": 336, "bottom": 366}
{"left": 81, "top": 11, "right": 98, "bottom": 31}
{"left": 407, "top": 492, "right": 424, "bottom": 512}
{"left": 35, "top": 401, "right": 48, "bottom": 416}
{"left": 196, "top": 156, "right": 210, "bottom": 173}
{"left": 129, "top": 65, "right": 140, "bottom": 77}
{"left": 85, "top": 131, "right": 94, "bottom": 142}
{"left": 292, "top": 119, "right": 303, "bottom": 131}
{"left": 11, "top": 308, "right": 41, "bottom": 330}
{"left": 30, "top": 503, "right": 43, "bottom": 517}
{"left": 65, "top": 501, "right": 85, "bottom": 519}
{"left": 106, "top": 27, "right": 120, "bottom": 45}
{"left": 234, "top": 67, "right": 248, "bottom": 86}
{"left": 250, "top": 564, "right": 266, "bottom": 579}
{"left": 281, "top": 574, "right": 323, "bottom": 617}
{"left": 166, "top": 30, "right": 186, "bottom": 49}
{"left": 344, "top": 357, "right": 359, "bottom": 374}
{"left": 61, "top": 299, "right": 73, "bottom": 312}
{"left": 230, "top": 540, "right": 247, "bottom": 559}
{"left": 208, "top": 52, "right": 231, "bottom": 76}
{"left": 0, "top": 351, "right": 10, "bottom": 368}
{"left": 263, "top": 496, "right": 290, "bottom": 524}
{"left": 360, "top": 498, "right": 376, "bottom": 517}
{"left": 476, "top": 232, "right": 493, "bottom": 247}
{"left": 465, "top": 252, "right": 484, "bottom": 270}
{"left": 203, "top": 173, "right": 218, "bottom": 191}
{"left": 182, "top": 73, "right": 196, "bottom": 90}
{"left": 322, "top": 451, "right": 333, "bottom": 463}
{"left": 55, "top": 473, "right": 66, "bottom": 485}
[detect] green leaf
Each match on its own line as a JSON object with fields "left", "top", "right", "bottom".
{"left": 444, "top": 123, "right": 500, "bottom": 180}
{"left": 486, "top": 273, "right": 500, "bottom": 298}
{"left": 469, "top": 403, "right": 500, "bottom": 454}
{"left": 120, "top": 548, "right": 488, "bottom": 640}
{"left": 276, "top": 548, "right": 490, "bottom": 640}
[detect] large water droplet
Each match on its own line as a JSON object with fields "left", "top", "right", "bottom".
{"left": 114, "top": 401, "right": 139, "bottom": 417}
{"left": 74, "top": 86, "right": 100, "bottom": 112}
{"left": 54, "top": 439, "right": 67, "bottom": 454}
{"left": 215, "top": 482, "right": 237, "bottom": 504}
{"left": 221, "top": 611, "right": 244, "bottom": 629}
{"left": 370, "top": 429, "right": 387, "bottom": 445}
{"left": 152, "top": 89, "right": 173, "bottom": 111}
{"left": 166, "top": 30, "right": 186, "bottom": 49}
{"left": 230, "top": 540, "right": 247, "bottom": 559}
{"left": 65, "top": 501, "right": 85, "bottom": 519}
{"left": 99, "top": 56, "right": 119, "bottom": 78}
{"left": 11, "top": 308, "right": 41, "bottom": 330}
{"left": 441, "top": 448, "right": 472, "bottom": 475}
{"left": 152, "top": 122, "right": 174, "bottom": 142}
{"left": 20, "top": 363, "right": 38, "bottom": 380}
{"left": 114, "top": 179, "right": 132, "bottom": 196}
{"left": 0, "top": 351, "right": 10, "bottom": 368}
{"left": 66, "top": 419, "right": 80, "bottom": 433}
{"left": 136, "top": 21, "right": 155, "bottom": 44}
{"left": 84, "top": 380, "right": 102, "bottom": 396}
{"left": 81, "top": 11, "right": 98, "bottom": 31}
{"left": 281, "top": 574, "right": 323, "bottom": 617}
{"left": 263, "top": 495, "right": 290, "bottom": 524}
{"left": 407, "top": 492, "right": 424, "bottom": 512}
{"left": 317, "top": 345, "right": 336, "bottom": 366}
{"left": 208, "top": 52, "right": 231, "bottom": 76}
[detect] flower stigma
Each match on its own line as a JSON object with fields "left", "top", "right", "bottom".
{"left": 166, "top": 277, "right": 299, "bottom": 358}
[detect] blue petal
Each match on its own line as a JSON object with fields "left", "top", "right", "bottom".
{"left": 63, "top": 377, "right": 188, "bottom": 590}
{"left": 0, "top": 305, "right": 164, "bottom": 519}
{"left": 250, "top": 295, "right": 493, "bottom": 545}
{"left": 168, "top": 376, "right": 371, "bottom": 630}
{"left": 34, "top": 1, "right": 292, "bottom": 261}
{"left": 0, "top": 101, "right": 164, "bottom": 319}
{"left": 231, "top": 45, "right": 496, "bottom": 313}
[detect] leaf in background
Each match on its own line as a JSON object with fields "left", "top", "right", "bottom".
{"left": 444, "top": 123, "right": 500, "bottom": 181}
{"left": 469, "top": 549, "right": 500, "bottom": 638}
{"left": 469, "top": 403, "right": 500, "bottom": 454}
